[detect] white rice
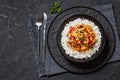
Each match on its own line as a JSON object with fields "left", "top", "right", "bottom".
{"left": 61, "top": 18, "right": 102, "bottom": 59}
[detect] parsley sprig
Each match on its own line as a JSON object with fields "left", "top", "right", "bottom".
{"left": 49, "top": 1, "right": 62, "bottom": 14}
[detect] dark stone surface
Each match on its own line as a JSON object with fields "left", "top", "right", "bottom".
{"left": 0, "top": 0, "right": 120, "bottom": 80}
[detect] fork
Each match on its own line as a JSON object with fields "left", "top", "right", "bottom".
{"left": 36, "top": 12, "right": 47, "bottom": 62}
{"left": 36, "top": 12, "right": 42, "bottom": 59}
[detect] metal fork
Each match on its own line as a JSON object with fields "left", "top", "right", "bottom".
{"left": 36, "top": 11, "right": 42, "bottom": 58}
{"left": 36, "top": 12, "right": 47, "bottom": 62}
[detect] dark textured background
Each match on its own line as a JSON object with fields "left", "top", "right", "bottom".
{"left": 0, "top": 0, "right": 120, "bottom": 80}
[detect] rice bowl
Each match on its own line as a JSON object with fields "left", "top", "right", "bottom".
{"left": 61, "top": 18, "right": 102, "bottom": 59}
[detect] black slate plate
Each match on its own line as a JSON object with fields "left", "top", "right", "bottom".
{"left": 57, "top": 14, "right": 106, "bottom": 63}
{"left": 47, "top": 6, "right": 115, "bottom": 73}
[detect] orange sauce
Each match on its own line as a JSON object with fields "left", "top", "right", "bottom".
{"left": 67, "top": 24, "right": 96, "bottom": 52}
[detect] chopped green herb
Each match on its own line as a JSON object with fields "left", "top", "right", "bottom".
{"left": 95, "top": 39, "right": 98, "bottom": 42}
{"left": 79, "top": 37, "right": 84, "bottom": 41}
{"left": 83, "top": 43, "right": 87, "bottom": 46}
{"left": 80, "top": 31, "right": 84, "bottom": 33}
{"left": 49, "top": 1, "right": 62, "bottom": 14}
{"left": 54, "top": 1, "right": 59, "bottom": 7}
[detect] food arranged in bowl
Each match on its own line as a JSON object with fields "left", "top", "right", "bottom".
{"left": 61, "top": 18, "right": 102, "bottom": 60}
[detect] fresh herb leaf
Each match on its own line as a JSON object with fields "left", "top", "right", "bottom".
{"left": 54, "top": 1, "right": 59, "bottom": 7}
{"left": 49, "top": 1, "right": 62, "bottom": 14}
{"left": 49, "top": 6, "right": 55, "bottom": 12}
{"left": 57, "top": 7, "right": 62, "bottom": 12}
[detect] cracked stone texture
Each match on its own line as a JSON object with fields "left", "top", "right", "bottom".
{"left": 0, "top": 0, "right": 120, "bottom": 80}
